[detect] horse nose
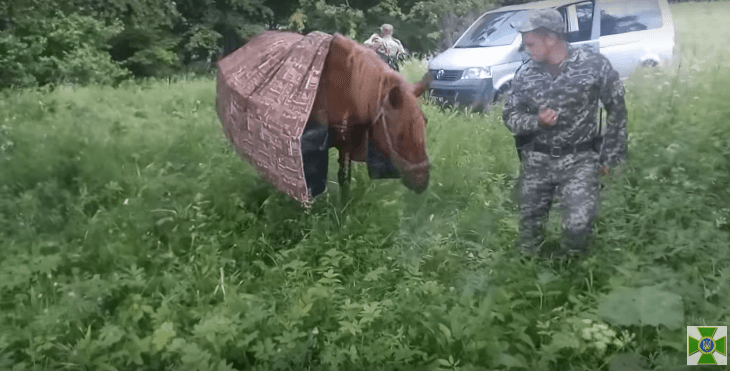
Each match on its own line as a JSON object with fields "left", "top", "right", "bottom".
{"left": 403, "top": 170, "right": 429, "bottom": 194}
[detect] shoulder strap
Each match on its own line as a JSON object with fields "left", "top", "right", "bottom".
{"left": 515, "top": 58, "right": 531, "bottom": 75}
{"left": 599, "top": 106, "right": 603, "bottom": 135}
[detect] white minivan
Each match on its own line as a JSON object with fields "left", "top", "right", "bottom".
{"left": 427, "top": 0, "right": 675, "bottom": 109}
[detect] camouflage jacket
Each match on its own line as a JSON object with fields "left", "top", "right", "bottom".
{"left": 364, "top": 34, "right": 406, "bottom": 57}
{"left": 503, "top": 44, "right": 627, "bottom": 167}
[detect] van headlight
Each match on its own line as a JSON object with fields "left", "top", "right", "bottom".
{"left": 462, "top": 67, "right": 492, "bottom": 79}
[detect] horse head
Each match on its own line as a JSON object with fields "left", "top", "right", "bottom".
{"left": 319, "top": 33, "right": 432, "bottom": 195}
{"left": 370, "top": 76, "right": 430, "bottom": 193}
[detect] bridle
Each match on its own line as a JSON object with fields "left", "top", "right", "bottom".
{"left": 372, "top": 94, "right": 429, "bottom": 173}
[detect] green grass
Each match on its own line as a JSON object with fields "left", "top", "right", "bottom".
{"left": 671, "top": 1, "right": 730, "bottom": 64}
{"left": 1, "top": 3, "right": 730, "bottom": 370}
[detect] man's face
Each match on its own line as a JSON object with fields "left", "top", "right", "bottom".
{"left": 521, "top": 32, "right": 551, "bottom": 63}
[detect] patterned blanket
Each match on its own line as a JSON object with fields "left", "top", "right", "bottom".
{"left": 216, "top": 31, "right": 333, "bottom": 206}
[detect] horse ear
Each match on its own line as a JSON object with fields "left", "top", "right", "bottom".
{"left": 413, "top": 82, "right": 427, "bottom": 98}
{"left": 388, "top": 85, "right": 404, "bottom": 109}
{"left": 412, "top": 72, "right": 433, "bottom": 98}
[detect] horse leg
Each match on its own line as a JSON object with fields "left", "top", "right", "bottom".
{"left": 338, "top": 148, "right": 351, "bottom": 207}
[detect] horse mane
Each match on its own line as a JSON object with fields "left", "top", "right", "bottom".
{"left": 331, "top": 34, "right": 408, "bottom": 121}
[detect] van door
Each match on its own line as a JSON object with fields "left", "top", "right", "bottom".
{"left": 596, "top": 0, "right": 666, "bottom": 77}
{"left": 564, "top": 1, "right": 599, "bottom": 53}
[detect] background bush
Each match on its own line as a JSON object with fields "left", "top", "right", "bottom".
{"left": 0, "top": 0, "right": 508, "bottom": 88}
{"left": 3, "top": 0, "right": 722, "bottom": 89}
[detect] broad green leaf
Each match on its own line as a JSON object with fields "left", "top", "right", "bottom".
{"left": 438, "top": 323, "right": 451, "bottom": 339}
{"left": 167, "top": 338, "right": 187, "bottom": 352}
{"left": 598, "top": 288, "right": 641, "bottom": 327}
{"left": 98, "top": 324, "right": 125, "bottom": 349}
{"left": 0, "top": 264, "right": 32, "bottom": 290}
{"left": 339, "top": 320, "right": 362, "bottom": 336}
{"left": 156, "top": 216, "right": 174, "bottom": 226}
{"left": 437, "top": 358, "right": 451, "bottom": 367}
{"left": 152, "top": 321, "right": 175, "bottom": 350}
{"left": 537, "top": 271, "right": 558, "bottom": 284}
{"left": 637, "top": 285, "right": 684, "bottom": 330}
{"left": 609, "top": 353, "right": 649, "bottom": 371}
{"left": 216, "top": 360, "right": 237, "bottom": 371}
{"left": 282, "top": 259, "right": 307, "bottom": 271}
{"left": 598, "top": 286, "right": 685, "bottom": 330}
{"left": 252, "top": 338, "right": 276, "bottom": 361}
{"left": 236, "top": 330, "right": 259, "bottom": 348}
{"left": 180, "top": 342, "right": 212, "bottom": 368}
{"left": 496, "top": 353, "right": 527, "bottom": 368}
{"left": 33, "top": 254, "right": 62, "bottom": 274}
{"left": 364, "top": 267, "right": 387, "bottom": 282}
{"left": 516, "top": 331, "right": 536, "bottom": 351}
{"left": 550, "top": 332, "right": 580, "bottom": 350}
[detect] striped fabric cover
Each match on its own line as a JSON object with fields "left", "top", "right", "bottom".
{"left": 216, "top": 31, "right": 333, "bottom": 206}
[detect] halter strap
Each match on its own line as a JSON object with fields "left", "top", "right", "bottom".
{"left": 373, "top": 96, "right": 429, "bottom": 172}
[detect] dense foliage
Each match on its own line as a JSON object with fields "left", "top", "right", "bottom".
{"left": 0, "top": 0, "right": 505, "bottom": 88}
{"left": 1, "top": 2, "right": 729, "bottom": 370}
{"left": 2, "top": 0, "right": 720, "bottom": 89}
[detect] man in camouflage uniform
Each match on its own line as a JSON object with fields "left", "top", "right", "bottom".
{"left": 502, "top": 8, "right": 627, "bottom": 257}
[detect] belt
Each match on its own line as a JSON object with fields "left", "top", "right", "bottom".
{"left": 530, "top": 140, "right": 596, "bottom": 158}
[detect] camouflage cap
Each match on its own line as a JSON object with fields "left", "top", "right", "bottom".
{"left": 518, "top": 8, "right": 565, "bottom": 35}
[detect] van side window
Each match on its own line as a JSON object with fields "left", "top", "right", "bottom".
{"left": 576, "top": 2, "right": 594, "bottom": 41}
{"left": 564, "top": 2, "right": 593, "bottom": 43}
{"left": 600, "top": 0, "right": 663, "bottom": 37}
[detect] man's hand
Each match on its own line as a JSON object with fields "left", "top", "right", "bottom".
{"left": 538, "top": 106, "right": 559, "bottom": 127}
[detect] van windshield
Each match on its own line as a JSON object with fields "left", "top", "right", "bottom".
{"left": 454, "top": 10, "right": 529, "bottom": 48}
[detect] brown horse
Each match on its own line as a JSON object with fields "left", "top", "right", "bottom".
{"left": 308, "top": 33, "right": 431, "bottom": 199}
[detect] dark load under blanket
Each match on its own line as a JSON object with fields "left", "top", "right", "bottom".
{"left": 300, "top": 121, "right": 400, "bottom": 199}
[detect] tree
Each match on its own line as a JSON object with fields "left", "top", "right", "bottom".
{"left": 404, "top": 0, "right": 497, "bottom": 53}
{"left": 0, "top": 0, "right": 279, "bottom": 86}
{"left": 265, "top": 0, "right": 300, "bottom": 29}
{"left": 0, "top": 0, "right": 129, "bottom": 87}
{"left": 289, "top": 0, "right": 366, "bottom": 40}
{"left": 174, "top": 0, "right": 273, "bottom": 65}
{"left": 286, "top": 0, "right": 499, "bottom": 56}
{"left": 85, "top": 0, "right": 183, "bottom": 77}
{"left": 1, "top": 0, "right": 505, "bottom": 88}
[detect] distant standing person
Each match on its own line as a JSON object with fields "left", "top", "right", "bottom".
{"left": 364, "top": 23, "right": 406, "bottom": 59}
{"left": 502, "top": 8, "right": 628, "bottom": 258}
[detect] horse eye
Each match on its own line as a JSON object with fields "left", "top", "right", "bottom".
{"left": 398, "top": 133, "right": 405, "bottom": 142}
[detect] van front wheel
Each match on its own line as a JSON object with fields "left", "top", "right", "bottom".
{"left": 493, "top": 82, "right": 511, "bottom": 105}
{"left": 641, "top": 59, "right": 658, "bottom": 68}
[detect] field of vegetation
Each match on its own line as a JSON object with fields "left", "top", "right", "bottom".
{"left": 1, "top": 2, "right": 729, "bottom": 370}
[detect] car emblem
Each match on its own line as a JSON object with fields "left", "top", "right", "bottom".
{"left": 436, "top": 69, "right": 445, "bottom": 80}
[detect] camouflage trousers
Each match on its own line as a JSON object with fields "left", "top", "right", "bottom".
{"left": 516, "top": 150, "right": 600, "bottom": 257}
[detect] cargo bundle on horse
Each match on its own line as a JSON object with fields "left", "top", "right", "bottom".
{"left": 216, "top": 30, "right": 431, "bottom": 206}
